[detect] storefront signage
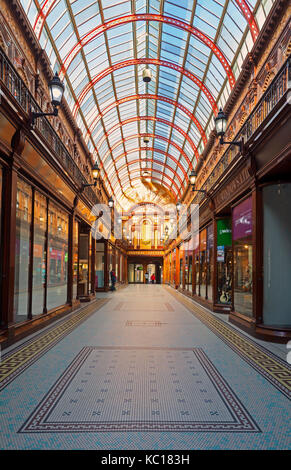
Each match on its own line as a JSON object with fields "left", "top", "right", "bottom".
{"left": 127, "top": 251, "right": 164, "bottom": 256}
{"left": 217, "top": 246, "right": 225, "bottom": 262}
{"left": 215, "top": 168, "right": 250, "bottom": 208}
{"left": 233, "top": 197, "right": 252, "bottom": 240}
{"left": 217, "top": 219, "right": 232, "bottom": 246}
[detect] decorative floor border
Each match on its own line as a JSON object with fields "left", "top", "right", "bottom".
{"left": 0, "top": 299, "right": 109, "bottom": 392}
{"left": 19, "top": 346, "right": 260, "bottom": 433}
{"left": 166, "top": 287, "right": 291, "bottom": 400}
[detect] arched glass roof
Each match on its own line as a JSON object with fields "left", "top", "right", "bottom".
{"left": 21, "top": 0, "right": 274, "bottom": 209}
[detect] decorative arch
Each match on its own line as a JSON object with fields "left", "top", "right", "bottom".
{"left": 93, "top": 116, "right": 199, "bottom": 160}
{"left": 80, "top": 94, "right": 207, "bottom": 146}
{"left": 103, "top": 134, "right": 192, "bottom": 169}
{"left": 106, "top": 151, "right": 187, "bottom": 190}
{"left": 34, "top": 3, "right": 258, "bottom": 53}
{"left": 112, "top": 168, "right": 181, "bottom": 198}
{"left": 73, "top": 58, "right": 218, "bottom": 115}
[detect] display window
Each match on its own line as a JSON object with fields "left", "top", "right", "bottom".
{"left": 32, "top": 191, "right": 47, "bottom": 315}
{"left": 14, "top": 178, "right": 32, "bottom": 323}
{"left": 73, "top": 219, "right": 79, "bottom": 299}
{"left": 216, "top": 218, "right": 232, "bottom": 305}
{"left": 233, "top": 197, "right": 253, "bottom": 317}
{"left": 47, "top": 202, "right": 68, "bottom": 310}
{"left": 0, "top": 166, "right": 2, "bottom": 323}
{"left": 199, "top": 229, "right": 207, "bottom": 298}
{"left": 78, "top": 232, "right": 89, "bottom": 297}
{"left": 179, "top": 243, "right": 184, "bottom": 288}
{"left": 95, "top": 242, "right": 105, "bottom": 289}
{"left": 207, "top": 224, "right": 214, "bottom": 301}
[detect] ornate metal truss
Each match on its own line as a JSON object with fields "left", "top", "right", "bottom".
{"left": 71, "top": 58, "right": 218, "bottom": 115}
{"left": 21, "top": 0, "right": 267, "bottom": 209}
{"left": 94, "top": 117, "right": 199, "bottom": 160}
{"left": 78, "top": 94, "right": 207, "bottom": 145}
{"left": 34, "top": 2, "right": 259, "bottom": 46}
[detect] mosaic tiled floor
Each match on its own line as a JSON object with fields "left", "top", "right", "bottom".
{"left": 0, "top": 285, "right": 290, "bottom": 450}
{"left": 19, "top": 347, "right": 260, "bottom": 433}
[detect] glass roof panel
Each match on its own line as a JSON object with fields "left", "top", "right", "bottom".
{"left": 21, "top": 0, "right": 269, "bottom": 208}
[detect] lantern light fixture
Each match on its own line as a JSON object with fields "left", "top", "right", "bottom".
{"left": 108, "top": 196, "right": 114, "bottom": 208}
{"left": 142, "top": 67, "right": 152, "bottom": 83}
{"left": 30, "top": 72, "right": 65, "bottom": 126}
{"left": 214, "top": 108, "right": 243, "bottom": 152}
{"left": 176, "top": 201, "right": 182, "bottom": 213}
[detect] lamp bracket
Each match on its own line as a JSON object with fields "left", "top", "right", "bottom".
{"left": 30, "top": 107, "right": 58, "bottom": 126}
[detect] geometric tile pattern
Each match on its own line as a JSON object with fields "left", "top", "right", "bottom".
{"left": 167, "top": 288, "right": 291, "bottom": 400}
{"left": 126, "top": 321, "right": 166, "bottom": 327}
{"left": 0, "top": 299, "right": 109, "bottom": 392}
{"left": 19, "top": 347, "right": 261, "bottom": 433}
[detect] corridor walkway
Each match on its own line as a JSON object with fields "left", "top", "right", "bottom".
{"left": 0, "top": 285, "right": 290, "bottom": 450}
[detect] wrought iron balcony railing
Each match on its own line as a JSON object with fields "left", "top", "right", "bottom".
{"left": 0, "top": 47, "right": 98, "bottom": 206}
{"left": 194, "top": 56, "right": 290, "bottom": 204}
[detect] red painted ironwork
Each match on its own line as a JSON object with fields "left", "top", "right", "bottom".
{"left": 114, "top": 176, "right": 178, "bottom": 200}
{"left": 77, "top": 94, "right": 207, "bottom": 145}
{"left": 110, "top": 158, "right": 185, "bottom": 190}
{"left": 103, "top": 135, "right": 192, "bottom": 169}
{"left": 58, "top": 15, "right": 235, "bottom": 87}
{"left": 93, "top": 116, "right": 200, "bottom": 160}
{"left": 105, "top": 150, "right": 187, "bottom": 189}
{"left": 73, "top": 58, "right": 218, "bottom": 115}
{"left": 112, "top": 169, "right": 181, "bottom": 197}
{"left": 234, "top": 0, "right": 259, "bottom": 42}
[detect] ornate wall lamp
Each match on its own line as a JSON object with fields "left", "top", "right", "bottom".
{"left": 73, "top": 162, "right": 100, "bottom": 207}
{"left": 30, "top": 72, "right": 65, "bottom": 126}
{"left": 189, "top": 170, "right": 215, "bottom": 211}
{"left": 80, "top": 162, "right": 100, "bottom": 191}
{"left": 214, "top": 108, "right": 244, "bottom": 153}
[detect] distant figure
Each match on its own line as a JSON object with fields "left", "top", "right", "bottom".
{"left": 151, "top": 273, "right": 156, "bottom": 284}
{"left": 110, "top": 270, "right": 116, "bottom": 291}
{"left": 145, "top": 272, "right": 149, "bottom": 284}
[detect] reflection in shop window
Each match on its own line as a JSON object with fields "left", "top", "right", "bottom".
{"left": 32, "top": 191, "right": 47, "bottom": 316}
{"left": 47, "top": 202, "right": 68, "bottom": 310}
{"left": 0, "top": 167, "right": 2, "bottom": 322}
{"left": 14, "top": 178, "right": 32, "bottom": 323}
{"left": 216, "top": 218, "right": 232, "bottom": 305}
{"left": 95, "top": 242, "right": 105, "bottom": 289}
{"left": 233, "top": 197, "right": 253, "bottom": 317}
{"left": 73, "top": 219, "right": 79, "bottom": 299}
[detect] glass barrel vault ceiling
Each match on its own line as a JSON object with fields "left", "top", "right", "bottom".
{"left": 21, "top": 0, "right": 274, "bottom": 210}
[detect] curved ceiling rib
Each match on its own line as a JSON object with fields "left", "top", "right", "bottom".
{"left": 24, "top": 0, "right": 268, "bottom": 210}
{"left": 59, "top": 14, "right": 235, "bottom": 87}
{"left": 112, "top": 168, "right": 181, "bottom": 198}
{"left": 104, "top": 134, "right": 192, "bottom": 169}
{"left": 111, "top": 158, "right": 185, "bottom": 192}
{"left": 115, "top": 176, "right": 178, "bottom": 201}
{"left": 94, "top": 117, "right": 199, "bottom": 160}
{"left": 34, "top": 1, "right": 258, "bottom": 48}
{"left": 72, "top": 59, "right": 218, "bottom": 115}
{"left": 105, "top": 148, "right": 189, "bottom": 188}
{"left": 79, "top": 94, "right": 207, "bottom": 147}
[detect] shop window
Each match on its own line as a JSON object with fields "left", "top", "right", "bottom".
{"left": 263, "top": 184, "right": 291, "bottom": 326}
{"left": 207, "top": 225, "right": 214, "bottom": 301}
{"left": 32, "top": 191, "right": 47, "bottom": 316}
{"left": 233, "top": 197, "right": 253, "bottom": 317}
{"left": 78, "top": 232, "right": 89, "bottom": 297}
{"left": 0, "top": 166, "right": 2, "bottom": 322}
{"left": 14, "top": 178, "right": 32, "bottom": 323}
{"left": 216, "top": 219, "right": 232, "bottom": 305}
{"left": 199, "top": 229, "right": 207, "bottom": 298}
{"left": 179, "top": 243, "right": 184, "bottom": 288}
{"left": 73, "top": 219, "right": 79, "bottom": 299}
{"left": 47, "top": 202, "right": 68, "bottom": 310}
{"left": 95, "top": 242, "right": 105, "bottom": 289}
